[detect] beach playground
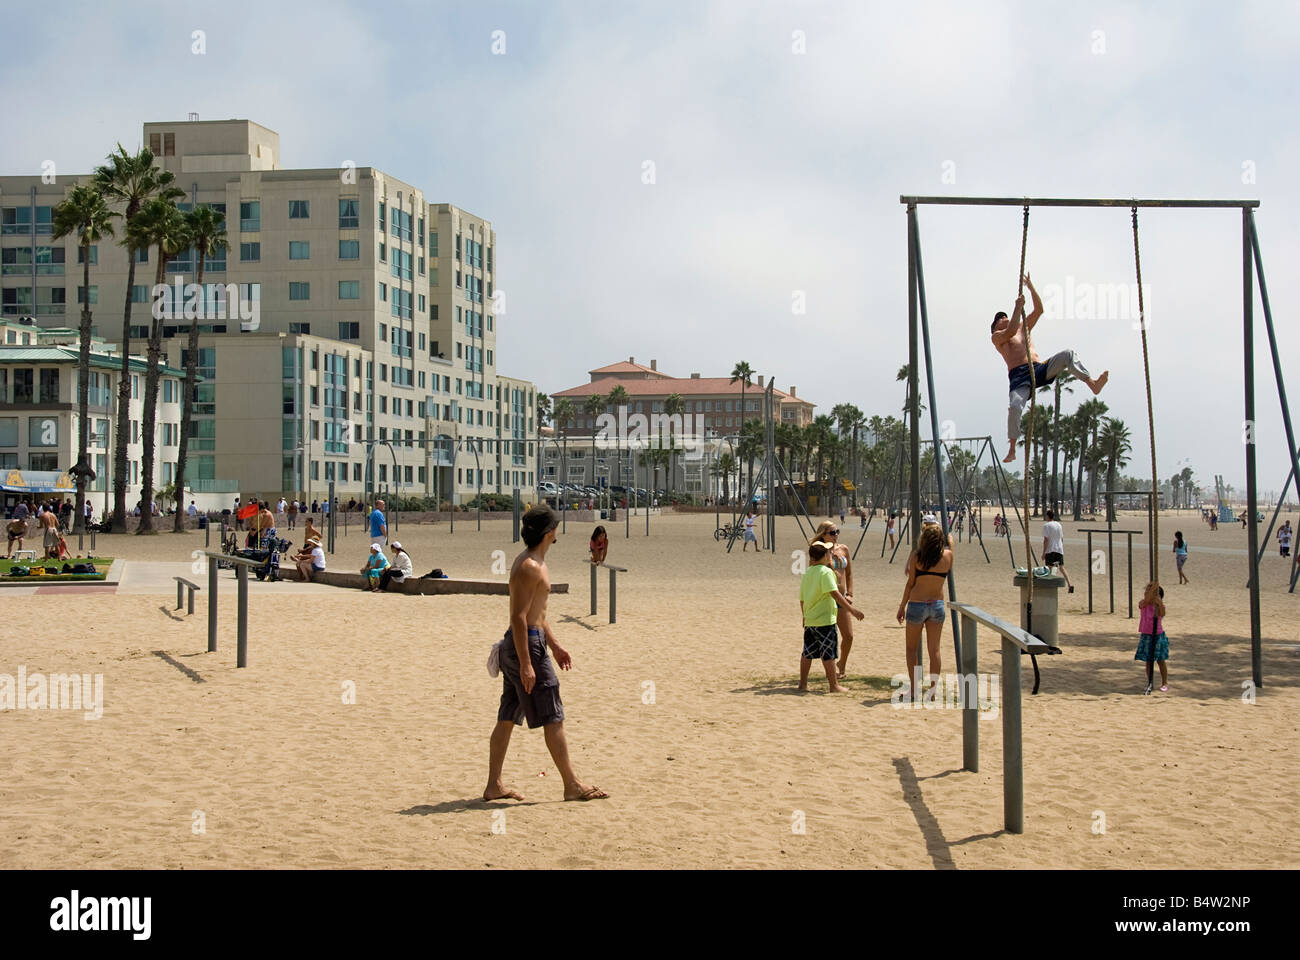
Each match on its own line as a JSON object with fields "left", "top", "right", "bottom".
{"left": 2, "top": 508, "right": 1297, "bottom": 870}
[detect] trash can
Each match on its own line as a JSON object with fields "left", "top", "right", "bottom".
{"left": 1013, "top": 567, "right": 1065, "bottom": 650}
{"left": 197, "top": 516, "right": 207, "bottom": 529}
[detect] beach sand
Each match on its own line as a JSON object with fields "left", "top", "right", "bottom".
{"left": 3, "top": 508, "right": 1297, "bottom": 869}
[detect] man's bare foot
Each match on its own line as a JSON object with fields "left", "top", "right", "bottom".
{"left": 1088, "top": 371, "right": 1109, "bottom": 395}
{"left": 483, "top": 785, "right": 524, "bottom": 801}
{"left": 828, "top": 683, "right": 846, "bottom": 693}
{"left": 797, "top": 683, "right": 808, "bottom": 691}
{"left": 1003, "top": 443, "right": 1018, "bottom": 464}
{"left": 564, "top": 783, "right": 609, "bottom": 801}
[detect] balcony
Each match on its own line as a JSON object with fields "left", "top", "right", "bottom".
{"left": 187, "top": 478, "right": 238, "bottom": 493}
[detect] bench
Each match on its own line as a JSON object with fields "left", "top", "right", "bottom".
{"left": 282, "top": 567, "right": 569, "bottom": 595}
{"left": 12, "top": 549, "right": 35, "bottom": 561}
{"left": 174, "top": 576, "right": 201, "bottom": 615}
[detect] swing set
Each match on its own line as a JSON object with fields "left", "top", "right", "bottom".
{"left": 902, "top": 195, "right": 1286, "bottom": 691}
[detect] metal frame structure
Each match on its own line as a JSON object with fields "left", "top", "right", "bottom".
{"left": 902, "top": 195, "right": 1281, "bottom": 689}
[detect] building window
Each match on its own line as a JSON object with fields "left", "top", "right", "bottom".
{"left": 289, "top": 241, "right": 310, "bottom": 260}
{"left": 338, "top": 198, "right": 359, "bottom": 229}
{"left": 77, "top": 245, "right": 98, "bottom": 265}
{"left": 240, "top": 242, "right": 260, "bottom": 261}
{"left": 378, "top": 282, "right": 387, "bottom": 302}
{"left": 289, "top": 200, "right": 310, "bottom": 219}
{"left": 289, "top": 322, "right": 311, "bottom": 335}
{"left": 289, "top": 282, "right": 310, "bottom": 300}
{"left": 339, "top": 239, "right": 359, "bottom": 260}
{"left": 378, "top": 242, "right": 386, "bottom": 263}
{"left": 378, "top": 201, "right": 386, "bottom": 232}
{"left": 77, "top": 286, "right": 97, "bottom": 305}
{"left": 418, "top": 294, "right": 425, "bottom": 312}
{"left": 239, "top": 200, "right": 260, "bottom": 232}
{"left": 338, "top": 281, "right": 360, "bottom": 300}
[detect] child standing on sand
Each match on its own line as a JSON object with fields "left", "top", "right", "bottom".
{"left": 798, "top": 542, "right": 863, "bottom": 692}
{"left": 1135, "top": 582, "right": 1169, "bottom": 695}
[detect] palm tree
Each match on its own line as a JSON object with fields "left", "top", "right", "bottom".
{"left": 831, "top": 403, "right": 864, "bottom": 510}
{"left": 172, "top": 204, "right": 227, "bottom": 532}
{"left": 1050, "top": 374, "right": 1075, "bottom": 514}
{"left": 729, "top": 362, "right": 754, "bottom": 493}
{"left": 607, "top": 386, "right": 629, "bottom": 495}
{"left": 663, "top": 393, "right": 685, "bottom": 495}
{"left": 809, "top": 415, "right": 835, "bottom": 509}
{"left": 1179, "top": 466, "right": 1194, "bottom": 510}
{"left": 738, "top": 418, "right": 764, "bottom": 500}
{"left": 1073, "top": 399, "right": 1108, "bottom": 518}
{"left": 552, "top": 397, "right": 575, "bottom": 496}
{"left": 52, "top": 183, "right": 115, "bottom": 534}
{"left": 95, "top": 145, "right": 183, "bottom": 531}
{"left": 1099, "top": 418, "right": 1133, "bottom": 522}
{"left": 713, "top": 452, "right": 737, "bottom": 504}
{"left": 127, "top": 196, "right": 190, "bottom": 534}
{"left": 582, "top": 394, "right": 605, "bottom": 493}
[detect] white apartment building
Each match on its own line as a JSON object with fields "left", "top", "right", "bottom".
{"left": 0, "top": 318, "right": 184, "bottom": 514}
{"left": 0, "top": 118, "right": 538, "bottom": 504}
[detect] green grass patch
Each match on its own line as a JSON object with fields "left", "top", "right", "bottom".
{"left": 0, "top": 556, "right": 114, "bottom": 582}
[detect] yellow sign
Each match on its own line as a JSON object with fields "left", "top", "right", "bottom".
{"left": 840, "top": 479, "right": 856, "bottom": 491}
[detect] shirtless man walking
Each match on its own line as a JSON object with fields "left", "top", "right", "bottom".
{"left": 38, "top": 505, "right": 60, "bottom": 558}
{"left": 993, "top": 273, "right": 1108, "bottom": 462}
{"left": 483, "top": 505, "right": 608, "bottom": 803}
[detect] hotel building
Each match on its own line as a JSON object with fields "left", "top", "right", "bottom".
{"left": 0, "top": 118, "right": 538, "bottom": 506}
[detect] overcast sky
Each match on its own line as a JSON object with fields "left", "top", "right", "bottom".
{"left": 5, "top": 0, "right": 1299, "bottom": 497}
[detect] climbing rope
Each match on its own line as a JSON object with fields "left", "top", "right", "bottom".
{"left": 1131, "top": 207, "right": 1159, "bottom": 585}
{"left": 1017, "top": 203, "right": 1034, "bottom": 608}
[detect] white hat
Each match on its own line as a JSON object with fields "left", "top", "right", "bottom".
{"left": 922, "top": 513, "right": 939, "bottom": 524}
{"left": 390, "top": 541, "right": 402, "bottom": 551}
{"left": 370, "top": 543, "right": 381, "bottom": 553}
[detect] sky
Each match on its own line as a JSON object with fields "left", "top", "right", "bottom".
{"left": 4, "top": 0, "right": 1299, "bottom": 498}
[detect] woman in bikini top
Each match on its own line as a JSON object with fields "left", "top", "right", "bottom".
{"left": 905, "top": 532, "right": 953, "bottom": 604}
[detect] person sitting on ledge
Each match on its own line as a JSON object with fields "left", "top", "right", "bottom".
{"left": 295, "top": 537, "right": 325, "bottom": 582}
{"left": 361, "top": 543, "right": 389, "bottom": 592}
{"left": 380, "top": 541, "right": 413, "bottom": 592}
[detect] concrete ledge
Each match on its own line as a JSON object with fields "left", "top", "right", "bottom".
{"left": 283, "top": 569, "right": 568, "bottom": 595}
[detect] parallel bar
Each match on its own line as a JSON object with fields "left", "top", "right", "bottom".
{"left": 961, "top": 614, "right": 978, "bottom": 773}
{"left": 236, "top": 563, "right": 249, "bottom": 668}
{"left": 207, "top": 558, "right": 217, "bottom": 652}
{"left": 900, "top": 196, "right": 1259, "bottom": 209}
{"left": 1002, "top": 636, "right": 1024, "bottom": 834}
{"left": 177, "top": 579, "right": 184, "bottom": 612}
{"left": 1243, "top": 209, "right": 1263, "bottom": 687}
{"left": 1127, "top": 533, "right": 1134, "bottom": 619}
{"left": 590, "top": 562, "right": 597, "bottom": 616}
{"left": 609, "top": 567, "right": 617, "bottom": 624}
{"left": 1086, "top": 530, "right": 1093, "bottom": 614}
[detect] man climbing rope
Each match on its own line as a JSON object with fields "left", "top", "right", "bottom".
{"left": 992, "top": 273, "right": 1109, "bottom": 462}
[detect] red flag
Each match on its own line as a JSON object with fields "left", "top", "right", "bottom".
{"left": 237, "top": 503, "right": 258, "bottom": 520}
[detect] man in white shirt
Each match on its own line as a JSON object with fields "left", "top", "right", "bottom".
{"left": 294, "top": 537, "right": 326, "bottom": 582}
{"left": 277, "top": 497, "right": 287, "bottom": 517}
{"left": 380, "top": 541, "right": 414, "bottom": 591}
{"left": 1042, "top": 509, "right": 1074, "bottom": 593}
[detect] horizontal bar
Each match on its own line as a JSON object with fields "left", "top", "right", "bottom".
{"left": 951, "top": 602, "right": 1051, "bottom": 653}
{"left": 901, "top": 196, "right": 1259, "bottom": 209}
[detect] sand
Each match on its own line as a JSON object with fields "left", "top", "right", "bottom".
{"left": 2, "top": 508, "right": 1297, "bottom": 869}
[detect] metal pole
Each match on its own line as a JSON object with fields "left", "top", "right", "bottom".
{"left": 609, "top": 568, "right": 617, "bottom": 624}
{"left": 1127, "top": 532, "right": 1134, "bottom": 619}
{"left": 1086, "top": 530, "right": 1093, "bottom": 614}
{"left": 1107, "top": 521, "right": 1115, "bottom": 614}
{"left": 177, "top": 578, "right": 184, "bottom": 611}
{"left": 590, "top": 562, "right": 597, "bottom": 617}
{"left": 913, "top": 211, "right": 962, "bottom": 670}
{"left": 236, "top": 562, "right": 248, "bottom": 667}
{"left": 1002, "top": 636, "right": 1024, "bottom": 834}
{"left": 1244, "top": 208, "right": 1263, "bottom": 687}
{"left": 512, "top": 488, "right": 520, "bottom": 543}
{"left": 961, "top": 614, "right": 978, "bottom": 773}
{"left": 327, "top": 480, "right": 336, "bottom": 554}
{"left": 204, "top": 520, "right": 209, "bottom": 548}
{"left": 207, "top": 557, "right": 217, "bottom": 652}
{"left": 899, "top": 196, "right": 1259, "bottom": 210}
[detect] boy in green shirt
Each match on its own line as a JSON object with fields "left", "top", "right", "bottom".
{"left": 799, "top": 541, "right": 864, "bottom": 691}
